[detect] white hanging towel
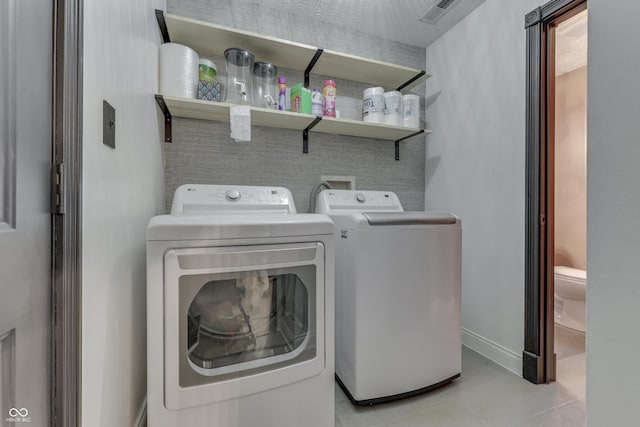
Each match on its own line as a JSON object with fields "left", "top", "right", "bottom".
{"left": 229, "top": 104, "right": 251, "bottom": 142}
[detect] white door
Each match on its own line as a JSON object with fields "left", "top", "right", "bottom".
{"left": 0, "top": 0, "right": 53, "bottom": 425}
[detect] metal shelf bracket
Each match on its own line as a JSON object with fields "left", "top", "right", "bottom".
{"left": 394, "top": 129, "right": 424, "bottom": 160}
{"left": 396, "top": 70, "right": 426, "bottom": 92}
{"left": 304, "top": 49, "right": 324, "bottom": 88}
{"left": 155, "top": 95, "right": 172, "bottom": 143}
{"left": 155, "top": 10, "right": 171, "bottom": 43}
{"left": 303, "top": 116, "right": 323, "bottom": 153}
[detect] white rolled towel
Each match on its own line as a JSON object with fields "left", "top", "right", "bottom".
{"left": 158, "top": 42, "right": 199, "bottom": 98}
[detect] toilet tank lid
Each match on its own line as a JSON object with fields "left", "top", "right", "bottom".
{"left": 554, "top": 266, "right": 587, "bottom": 281}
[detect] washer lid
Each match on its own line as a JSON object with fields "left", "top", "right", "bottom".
{"left": 315, "top": 189, "right": 404, "bottom": 214}
{"left": 362, "top": 212, "right": 457, "bottom": 226}
{"left": 146, "top": 213, "right": 334, "bottom": 241}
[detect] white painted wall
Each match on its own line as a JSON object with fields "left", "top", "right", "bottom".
{"left": 82, "top": 0, "right": 165, "bottom": 425}
{"left": 587, "top": 0, "right": 640, "bottom": 424}
{"left": 424, "top": 0, "right": 540, "bottom": 374}
{"left": 427, "top": 0, "right": 640, "bottom": 423}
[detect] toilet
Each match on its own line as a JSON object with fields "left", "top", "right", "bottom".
{"left": 554, "top": 266, "right": 586, "bottom": 333}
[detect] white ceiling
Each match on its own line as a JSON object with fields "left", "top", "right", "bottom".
{"left": 228, "top": 0, "right": 487, "bottom": 48}
{"left": 556, "top": 10, "right": 588, "bottom": 76}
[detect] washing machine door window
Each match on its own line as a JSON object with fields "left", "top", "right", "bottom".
{"left": 163, "top": 242, "right": 326, "bottom": 410}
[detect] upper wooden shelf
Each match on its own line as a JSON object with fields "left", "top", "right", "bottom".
{"left": 157, "top": 11, "right": 431, "bottom": 91}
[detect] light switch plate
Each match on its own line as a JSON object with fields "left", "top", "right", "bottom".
{"left": 103, "top": 100, "right": 116, "bottom": 149}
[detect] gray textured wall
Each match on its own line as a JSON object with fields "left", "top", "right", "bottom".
{"left": 164, "top": 0, "right": 426, "bottom": 212}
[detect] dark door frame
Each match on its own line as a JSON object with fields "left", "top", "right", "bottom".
{"left": 523, "top": 0, "right": 586, "bottom": 384}
{"left": 52, "top": 0, "right": 83, "bottom": 424}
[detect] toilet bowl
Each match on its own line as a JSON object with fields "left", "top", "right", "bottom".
{"left": 554, "top": 266, "right": 586, "bottom": 333}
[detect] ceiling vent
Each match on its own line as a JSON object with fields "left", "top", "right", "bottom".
{"left": 419, "top": 0, "right": 461, "bottom": 24}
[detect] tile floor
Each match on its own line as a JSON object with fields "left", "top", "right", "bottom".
{"left": 555, "top": 325, "right": 586, "bottom": 403}
{"left": 335, "top": 347, "right": 585, "bottom": 427}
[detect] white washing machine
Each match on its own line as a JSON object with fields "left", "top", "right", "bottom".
{"left": 316, "top": 189, "right": 461, "bottom": 405}
{"left": 147, "top": 184, "right": 335, "bottom": 426}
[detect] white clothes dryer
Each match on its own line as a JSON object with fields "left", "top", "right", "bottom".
{"left": 147, "top": 184, "right": 335, "bottom": 427}
{"left": 316, "top": 189, "right": 461, "bottom": 405}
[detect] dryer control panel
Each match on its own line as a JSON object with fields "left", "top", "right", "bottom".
{"left": 315, "top": 190, "right": 403, "bottom": 214}
{"left": 171, "top": 184, "right": 296, "bottom": 214}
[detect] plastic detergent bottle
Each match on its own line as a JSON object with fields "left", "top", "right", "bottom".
{"left": 323, "top": 80, "right": 336, "bottom": 117}
{"left": 312, "top": 88, "right": 324, "bottom": 116}
{"left": 278, "top": 77, "right": 287, "bottom": 111}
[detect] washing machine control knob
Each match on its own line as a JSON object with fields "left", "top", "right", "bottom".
{"left": 355, "top": 193, "right": 366, "bottom": 203}
{"left": 225, "top": 189, "right": 241, "bottom": 201}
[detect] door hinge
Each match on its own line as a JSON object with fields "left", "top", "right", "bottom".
{"left": 539, "top": 214, "right": 546, "bottom": 225}
{"left": 51, "top": 162, "right": 65, "bottom": 215}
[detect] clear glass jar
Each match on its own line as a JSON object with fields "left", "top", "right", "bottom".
{"left": 252, "top": 62, "right": 278, "bottom": 109}
{"left": 224, "top": 48, "right": 255, "bottom": 105}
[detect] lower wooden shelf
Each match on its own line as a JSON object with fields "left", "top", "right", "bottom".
{"left": 156, "top": 95, "right": 429, "bottom": 159}
{"left": 313, "top": 116, "right": 426, "bottom": 140}
{"left": 160, "top": 96, "right": 317, "bottom": 131}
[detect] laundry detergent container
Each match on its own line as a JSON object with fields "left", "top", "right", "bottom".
{"left": 554, "top": 266, "right": 586, "bottom": 333}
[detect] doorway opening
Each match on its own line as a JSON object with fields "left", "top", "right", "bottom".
{"left": 553, "top": 8, "right": 587, "bottom": 401}
{"left": 523, "top": 0, "right": 587, "bottom": 387}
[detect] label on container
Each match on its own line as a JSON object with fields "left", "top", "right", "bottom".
{"left": 312, "top": 89, "right": 324, "bottom": 116}
{"left": 198, "top": 81, "right": 223, "bottom": 102}
{"left": 403, "top": 96, "right": 420, "bottom": 128}
{"left": 278, "top": 85, "right": 287, "bottom": 111}
{"left": 384, "top": 92, "right": 402, "bottom": 126}
{"left": 291, "top": 84, "right": 312, "bottom": 114}
{"left": 384, "top": 96, "right": 401, "bottom": 116}
{"left": 362, "top": 94, "right": 384, "bottom": 121}
{"left": 323, "top": 83, "right": 336, "bottom": 117}
{"left": 198, "top": 64, "right": 217, "bottom": 82}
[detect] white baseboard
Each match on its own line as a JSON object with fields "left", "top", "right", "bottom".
{"left": 134, "top": 396, "right": 147, "bottom": 427}
{"left": 462, "top": 328, "right": 522, "bottom": 376}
